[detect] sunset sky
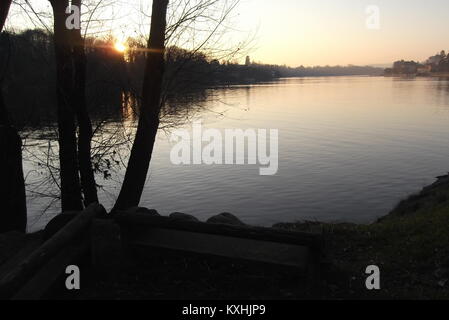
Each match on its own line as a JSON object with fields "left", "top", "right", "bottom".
{"left": 238, "top": 0, "right": 449, "bottom": 66}
{"left": 6, "top": 0, "right": 449, "bottom": 67}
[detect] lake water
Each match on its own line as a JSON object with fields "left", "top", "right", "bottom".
{"left": 25, "top": 76, "right": 449, "bottom": 231}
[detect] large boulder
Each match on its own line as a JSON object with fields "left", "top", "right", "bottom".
{"left": 43, "top": 212, "right": 77, "bottom": 240}
{"left": 207, "top": 213, "right": 245, "bottom": 226}
{"left": 127, "top": 207, "right": 160, "bottom": 216}
{"left": 169, "top": 212, "right": 199, "bottom": 222}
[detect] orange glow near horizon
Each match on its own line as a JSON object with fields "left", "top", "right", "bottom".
{"left": 114, "top": 42, "right": 127, "bottom": 53}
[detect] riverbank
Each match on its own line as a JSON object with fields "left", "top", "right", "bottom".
{"left": 277, "top": 173, "right": 449, "bottom": 299}
{"left": 2, "top": 174, "right": 449, "bottom": 299}
{"left": 72, "top": 173, "right": 449, "bottom": 299}
{"left": 385, "top": 72, "right": 449, "bottom": 78}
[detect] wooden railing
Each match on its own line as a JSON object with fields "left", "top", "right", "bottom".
{"left": 0, "top": 206, "right": 324, "bottom": 299}
{"left": 0, "top": 203, "right": 105, "bottom": 299}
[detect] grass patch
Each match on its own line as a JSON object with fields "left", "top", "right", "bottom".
{"left": 277, "top": 175, "right": 449, "bottom": 299}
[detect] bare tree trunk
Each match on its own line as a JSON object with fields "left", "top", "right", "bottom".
{"left": 0, "top": 0, "right": 27, "bottom": 233}
{"left": 0, "top": 0, "right": 12, "bottom": 125}
{"left": 0, "top": 1, "right": 11, "bottom": 32}
{"left": 71, "top": 0, "right": 98, "bottom": 206}
{"left": 0, "top": 87, "right": 10, "bottom": 126}
{"left": 113, "top": 0, "right": 169, "bottom": 211}
{"left": 50, "top": 0, "right": 83, "bottom": 211}
{"left": 0, "top": 125, "right": 27, "bottom": 233}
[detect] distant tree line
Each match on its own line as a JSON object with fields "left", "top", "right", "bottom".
{"left": 274, "top": 64, "right": 383, "bottom": 77}
{"left": 0, "top": 29, "right": 126, "bottom": 128}
{"left": 1, "top": 29, "right": 386, "bottom": 129}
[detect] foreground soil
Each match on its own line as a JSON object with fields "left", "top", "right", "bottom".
{"left": 277, "top": 174, "right": 449, "bottom": 299}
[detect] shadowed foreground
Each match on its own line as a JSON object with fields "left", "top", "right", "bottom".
{"left": 1, "top": 174, "right": 449, "bottom": 300}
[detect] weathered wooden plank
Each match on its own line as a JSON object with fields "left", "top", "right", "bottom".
{"left": 12, "top": 241, "right": 88, "bottom": 300}
{"left": 0, "top": 237, "right": 42, "bottom": 281}
{"left": 90, "top": 219, "right": 122, "bottom": 276}
{"left": 115, "top": 213, "right": 323, "bottom": 250}
{"left": 0, "top": 232, "right": 28, "bottom": 267}
{"left": 0, "top": 203, "right": 105, "bottom": 299}
{"left": 124, "top": 227, "right": 310, "bottom": 270}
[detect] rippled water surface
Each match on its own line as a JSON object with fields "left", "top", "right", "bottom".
{"left": 26, "top": 76, "right": 449, "bottom": 231}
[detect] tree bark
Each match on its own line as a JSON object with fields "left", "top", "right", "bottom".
{"left": 0, "top": 79, "right": 10, "bottom": 127}
{"left": 0, "top": 0, "right": 27, "bottom": 233}
{"left": 0, "top": 122, "right": 27, "bottom": 234}
{"left": 49, "top": 0, "right": 83, "bottom": 211}
{"left": 0, "top": 0, "right": 12, "bottom": 126}
{"left": 0, "top": 1, "right": 11, "bottom": 32}
{"left": 113, "top": 0, "right": 169, "bottom": 211}
{"left": 71, "top": 0, "right": 98, "bottom": 206}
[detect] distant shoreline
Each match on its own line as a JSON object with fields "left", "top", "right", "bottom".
{"left": 384, "top": 72, "right": 449, "bottom": 78}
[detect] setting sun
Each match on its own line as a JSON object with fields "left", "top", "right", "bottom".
{"left": 114, "top": 41, "right": 126, "bottom": 53}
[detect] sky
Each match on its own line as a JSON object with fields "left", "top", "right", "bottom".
{"left": 6, "top": 0, "right": 449, "bottom": 67}
{"left": 236, "top": 0, "right": 449, "bottom": 66}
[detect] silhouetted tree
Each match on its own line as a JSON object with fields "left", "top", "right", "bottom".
{"left": 0, "top": 0, "right": 27, "bottom": 233}
{"left": 0, "top": 0, "right": 12, "bottom": 124}
{"left": 113, "top": 0, "right": 169, "bottom": 210}
{"left": 70, "top": 0, "right": 98, "bottom": 206}
{"left": 6, "top": 0, "right": 250, "bottom": 215}
{"left": 49, "top": 0, "right": 83, "bottom": 211}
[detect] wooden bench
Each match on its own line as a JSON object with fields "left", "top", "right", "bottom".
{"left": 115, "top": 213, "right": 324, "bottom": 293}
{"left": 1, "top": 206, "right": 323, "bottom": 299}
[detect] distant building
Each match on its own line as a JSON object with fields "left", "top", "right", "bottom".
{"left": 245, "top": 56, "right": 251, "bottom": 66}
{"left": 426, "top": 51, "right": 446, "bottom": 65}
{"left": 391, "top": 60, "right": 420, "bottom": 74}
{"left": 417, "top": 65, "right": 432, "bottom": 75}
{"left": 387, "top": 50, "right": 449, "bottom": 76}
{"left": 427, "top": 55, "right": 442, "bottom": 65}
